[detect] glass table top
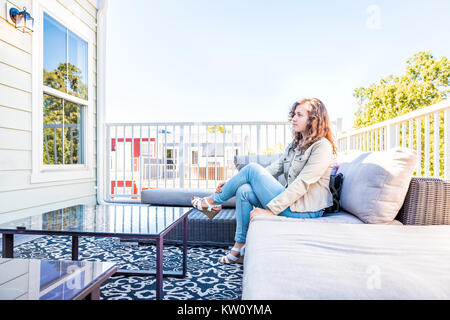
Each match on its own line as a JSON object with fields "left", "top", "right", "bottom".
{"left": 0, "top": 205, "right": 192, "bottom": 236}
{"left": 0, "top": 258, "right": 116, "bottom": 300}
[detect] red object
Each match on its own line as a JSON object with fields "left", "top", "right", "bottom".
{"left": 111, "top": 180, "right": 138, "bottom": 196}
{"left": 133, "top": 139, "right": 140, "bottom": 158}
{"left": 111, "top": 138, "right": 155, "bottom": 157}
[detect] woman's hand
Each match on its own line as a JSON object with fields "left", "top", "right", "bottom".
{"left": 215, "top": 181, "right": 226, "bottom": 193}
{"left": 250, "top": 208, "right": 274, "bottom": 221}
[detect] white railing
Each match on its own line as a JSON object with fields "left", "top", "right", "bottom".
{"left": 105, "top": 121, "right": 292, "bottom": 202}
{"left": 336, "top": 99, "right": 450, "bottom": 179}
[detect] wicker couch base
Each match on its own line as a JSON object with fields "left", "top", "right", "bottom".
{"left": 121, "top": 208, "right": 237, "bottom": 247}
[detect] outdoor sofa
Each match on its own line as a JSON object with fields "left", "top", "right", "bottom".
{"left": 142, "top": 148, "right": 450, "bottom": 299}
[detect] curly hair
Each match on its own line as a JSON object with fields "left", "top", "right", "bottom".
{"left": 288, "top": 98, "right": 337, "bottom": 155}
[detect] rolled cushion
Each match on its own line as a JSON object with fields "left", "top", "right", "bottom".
{"left": 141, "top": 188, "right": 236, "bottom": 208}
{"left": 337, "top": 147, "right": 417, "bottom": 224}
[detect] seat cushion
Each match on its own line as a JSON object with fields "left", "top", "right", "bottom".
{"left": 336, "top": 148, "right": 417, "bottom": 224}
{"left": 243, "top": 219, "right": 450, "bottom": 299}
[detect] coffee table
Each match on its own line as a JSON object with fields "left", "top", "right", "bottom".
{"left": 0, "top": 258, "right": 117, "bottom": 300}
{"left": 0, "top": 204, "right": 192, "bottom": 300}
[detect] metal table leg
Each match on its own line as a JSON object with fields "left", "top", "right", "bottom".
{"left": 182, "top": 215, "right": 188, "bottom": 277}
{"left": 155, "top": 236, "right": 163, "bottom": 300}
{"left": 72, "top": 236, "right": 79, "bottom": 261}
{"left": 2, "top": 234, "right": 14, "bottom": 258}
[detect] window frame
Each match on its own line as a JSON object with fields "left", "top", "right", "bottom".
{"left": 31, "top": 0, "right": 95, "bottom": 183}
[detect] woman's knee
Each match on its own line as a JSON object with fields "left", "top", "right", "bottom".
{"left": 245, "top": 162, "right": 264, "bottom": 172}
{"left": 236, "top": 183, "right": 254, "bottom": 200}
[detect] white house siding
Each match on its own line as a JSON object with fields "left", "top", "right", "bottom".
{"left": 0, "top": 0, "right": 100, "bottom": 223}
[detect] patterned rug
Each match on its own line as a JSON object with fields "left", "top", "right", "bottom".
{"left": 14, "top": 236, "right": 243, "bottom": 300}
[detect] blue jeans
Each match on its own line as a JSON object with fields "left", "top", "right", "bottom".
{"left": 212, "top": 163, "right": 324, "bottom": 243}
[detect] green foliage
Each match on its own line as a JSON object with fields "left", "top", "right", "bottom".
{"left": 353, "top": 51, "right": 449, "bottom": 129}
{"left": 353, "top": 51, "right": 450, "bottom": 177}
{"left": 207, "top": 125, "right": 232, "bottom": 134}
{"left": 43, "top": 62, "right": 88, "bottom": 100}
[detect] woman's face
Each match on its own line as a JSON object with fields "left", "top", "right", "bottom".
{"left": 292, "top": 103, "right": 311, "bottom": 134}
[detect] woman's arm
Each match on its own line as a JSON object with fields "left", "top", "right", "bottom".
{"left": 265, "top": 155, "right": 284, "bottom": 178}
{"left": 266, "top": 139, "right": 333, "bottom": 215}
{"left": 265, "top": 144, "right": 290, "bottom": 178}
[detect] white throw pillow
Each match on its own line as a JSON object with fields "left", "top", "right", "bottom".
{"left": 337, "top": 148, "right": 418, "bottom": 224}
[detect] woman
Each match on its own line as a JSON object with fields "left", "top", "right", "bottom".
{"left": 191, "top": 98, "right": 338, "bottom": 264}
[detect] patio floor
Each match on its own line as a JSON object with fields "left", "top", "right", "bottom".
{"left": 8, "top": 235, "right": 243, "bottom": 300}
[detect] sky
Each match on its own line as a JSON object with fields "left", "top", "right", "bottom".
{"left": 105, "top": 0, "right": 450, "bottom": 131}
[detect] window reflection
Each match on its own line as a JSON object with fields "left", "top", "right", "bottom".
{"left": 43, "top": 95, "right": 85, "bottom": 165}
{"left": 68, "top": 30, "right": 88, "bottom": 100}
{"left": 64, "top": 101, "right": 84, "bottom": 164}
{"left": 43, "top": 13, "right": 66, "bottom": 93}
{"left": 43, "top": 13, "right": 88, "bottom": 100}
{"left": 43, "top": 94, "right": 63, "bottom": 165}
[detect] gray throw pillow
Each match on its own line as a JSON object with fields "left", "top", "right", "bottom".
{"left": 337, "top": 147, "right": 418, "bottom": 224}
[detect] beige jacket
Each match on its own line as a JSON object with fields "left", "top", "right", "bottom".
{"left": 265, "top": 137, "right": 334, "bottom": 214}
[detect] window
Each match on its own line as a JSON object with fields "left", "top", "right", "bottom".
{"left": 42, "top": 13, "right": 88, "bottom": 165}
{"left": 166, "top": 148, "right": 178, "bottom": 164}
{"left": 31, "top": 2, "right": 95, "bottom": 183}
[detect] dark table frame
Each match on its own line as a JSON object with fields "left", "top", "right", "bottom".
{"left": 72, "top": 264, "right": 118, "bottom": 300}
{"left": 1, "top": 208, "right": 191, "bottom": 300}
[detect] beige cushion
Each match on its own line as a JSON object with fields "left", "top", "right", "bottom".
{"left": 242, "top": 219, "right": 450, "bottom": 299}
{"left": 336, "top": 147, "right": 417, "bottom": 224}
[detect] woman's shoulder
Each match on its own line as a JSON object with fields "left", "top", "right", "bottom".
{"left": 308, "top": 137, "right": 330, "bottom": 147}
{"left": 310, "top": 137, "right": 333, "bottom": 153}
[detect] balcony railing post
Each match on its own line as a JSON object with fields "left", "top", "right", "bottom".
{"left": 257, "top": 124, "right": 261, "bottom": 162}
{"left": 179, "top": 125, "right": 185, "bottom": 188}
{"left": 106, "top": 124, "right": 111, "bottom": 201}
{"left": 386, "top": 124, "right": 396, "bottom": 149}
{"left": 445, "top": 109, "right": 450, "bottom": 180}
{"left": 336, "top": 118, "right": 342, "bottom": 134}
{"left": 346, "top": 136, "right": 351, "bottom": 152}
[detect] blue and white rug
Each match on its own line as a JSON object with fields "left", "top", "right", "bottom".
{"left": 14, "top": 236, "right": 243, "bottom": 300}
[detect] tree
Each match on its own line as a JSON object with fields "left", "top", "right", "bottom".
{"left": 207, "top": 125, "right": 232, "bottom": 134}
{"left": 43, "top": 62, "right": 88, "bottom": 99}
{"left": 353, "top": 51, "right": 449, "bottom": 129}
{"left": 352, "top": 51, "right": 450, "bottom": 177}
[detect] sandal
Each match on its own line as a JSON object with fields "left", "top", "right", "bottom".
{"left": 218, "top": 246, "right": 245, "bottom": 264}
{"left": 191, "top": 196, "right": 222, "bottom": 219}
